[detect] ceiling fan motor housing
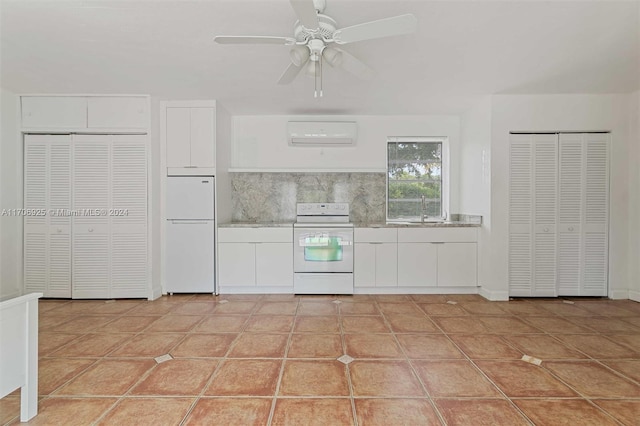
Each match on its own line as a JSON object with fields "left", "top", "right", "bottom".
{"left": 294, "top": 14, "right": 337, "bottom": 42}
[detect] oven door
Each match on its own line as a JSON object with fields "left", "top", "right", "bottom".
{"left": 294, "top": 227, "right": 354, "bottom": 273}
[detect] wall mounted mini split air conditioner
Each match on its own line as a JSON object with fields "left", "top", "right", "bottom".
{"left": 287, "top": 121, "right": 357, "bottom": 146}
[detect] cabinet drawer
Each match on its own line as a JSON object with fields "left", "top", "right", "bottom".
{"left": 355, "top": 228, "right": 397, "bottom": 243}
{"left": 397, "top": 227, "right": 477, "bottom": 243}
{"left": 218, "top": 227, "right": 292, "bottom": 243}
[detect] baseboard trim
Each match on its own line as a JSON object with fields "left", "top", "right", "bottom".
{"left": 629, "top": 290, "right": 640, "bottom": 303}
{"left": 479, "top": 287, "right": 510, "bottom": 301}
{"left": 354, "top": 287, "right": 478, "bottom": 295}
{"left": 609, "top": 289, "right": 630, "bottom": 300}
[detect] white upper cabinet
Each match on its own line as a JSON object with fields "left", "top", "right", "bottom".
{"left": 87, "top": 97, "right": 148, "bottom": 129}
{"left": 21, "top": 97, "right": 87, "bottom": 128}
{"left": 163, "top": 101, "right": 216, "bottom": 175}
{"left": 21, "top": 96, "right": 149, "bottom": 130}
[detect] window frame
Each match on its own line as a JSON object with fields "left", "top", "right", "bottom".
{"left": 386, "top": 136, "right": 449, "bottom": 223}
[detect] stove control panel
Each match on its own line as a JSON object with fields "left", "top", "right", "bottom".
{"left": 297, "top": 203, "right": 349, "bottom": 216}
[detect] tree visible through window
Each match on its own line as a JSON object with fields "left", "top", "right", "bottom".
{"left": 387, "top": 140, "right": 442, "bottom": 220}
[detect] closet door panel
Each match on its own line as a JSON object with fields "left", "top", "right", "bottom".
{"left": 72, "top": 135, "right": 111, "bottom": 298}
{"left": 23, "top": 135, "right": 72, "bottom": 297}
{"left": 532, "top": 136, "right": 557, "bottom": 296}
{"left": 583, "top": 135, "right": 609, "bottom": 296}
{"left": 508, "top": 136, "right": 534, "bottom": 296}
{"left": 557, "top": 136, "right": 584, "bottom": 295}
{"left": 111, "top": 135, "right": 148, "bottom": 298}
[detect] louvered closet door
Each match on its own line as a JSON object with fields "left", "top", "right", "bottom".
{"left": 72, "top": 135, "right": 110, "bottom": 298}
{"left": 532, "top": 136, "right": 558, "bottom": 296}
{"left": 110, "top": 135, "right": 148, "bottom": 298}
{"left": 558, "top": 134, "right": 584, "bottom": 295}
{"left": 508, "top": 134, "right": 558, "bottom": 297}
{"left": 509, "top": 135, "right": 533, "bottom": 296}
{"left": 582, "top": 134, "right": 609, "bottom": 295}
{"left": 24, "top": 135, "right": 72, "bottom": 297}
{"left": 558, "top": 134, "right": 609, "bottom": 296}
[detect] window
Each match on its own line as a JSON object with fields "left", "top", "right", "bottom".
{"left": 387, "top": 138, "right": 444, "bottom": 221}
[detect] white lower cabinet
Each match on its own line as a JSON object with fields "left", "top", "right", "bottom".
{"left": 218, "top": 243, "right": 256, "bottom": 285}
{"left": 355, "top": 227, "right": 478, "bottom": 290}
{"left": 354, "top": 228, "right": 398, "bottom": 287}
{"left": 437, "top": 242, "right": 477, "bottom": 287}
{"left": 218, "top": 228, "right": 293, "bottom": 292}
{"left": 397, "top": 228, "right": 478, "bottom": 288}
{"left": 397, "top": 242, "right": 438, "bottom": 287}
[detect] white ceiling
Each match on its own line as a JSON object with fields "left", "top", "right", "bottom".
{"left": 1, "top": 0, "right": 638, "bottom": 115}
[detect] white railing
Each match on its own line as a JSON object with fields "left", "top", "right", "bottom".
{"left": 0, "top": 293, "right": 42, "bottom": 422}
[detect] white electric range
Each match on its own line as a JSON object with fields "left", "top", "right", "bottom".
{"left": 293, "top": 203, "right": 354, "bottom": 294}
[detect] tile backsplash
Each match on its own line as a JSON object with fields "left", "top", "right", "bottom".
{"left": 231, "top": 172, "right": 386, "bottom": 224}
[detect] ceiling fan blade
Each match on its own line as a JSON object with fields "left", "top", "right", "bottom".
{"left": 333, "top": 14, "right": 417, "bottom": 44}
{"left": 289, "top": 0, "right": 320, "bottom": 30}
{"left": 278, "top": 61, "right": 305, "bottom": 84}
{"left": 335, "top": 49, "right": 375, "bottom": 80}
{"left": 214, "top": 36, "right": 295, "bottom": 45}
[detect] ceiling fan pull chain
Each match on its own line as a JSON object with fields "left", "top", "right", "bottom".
{"left": 319, "top": 56, "right": 324, "bottom": 97}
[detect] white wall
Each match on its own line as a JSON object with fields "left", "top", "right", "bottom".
{"left": 459, "top": 97, "right": 492, "bottom": 294}
{"left": 629, "top": 90, "right": 640, "bottom": 302}
{"left": 233, "top": 114, "right": 462, "bottom": 212}
{"left": 489, "top": 94, "right": 632, "bottom": 301}
{"left": 0, "top": 88, "right": 21, "bottom": 300}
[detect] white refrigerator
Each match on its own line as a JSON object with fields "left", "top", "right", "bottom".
{"left": 165, "top": 176, "right": 215, "bottom": 293}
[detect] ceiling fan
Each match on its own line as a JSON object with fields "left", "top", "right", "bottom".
{"left": 214, "top": 0, "right": 417, "bottom": 97}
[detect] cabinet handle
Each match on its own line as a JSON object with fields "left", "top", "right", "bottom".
{"left": 543, "top": 227, "right": 549, "bottom": 232}
{"left": 568, "top": 227, "right": 574, "bottom": 231}
{"left": 184, "top": 165, "right": 197, "bottom": 168}
{"left": 88, "top": 228, "right": 94, "bottom": 232}
{"left": 370, "top": 242, "right": 383, "bottom": 245}
{"left": 431, "top": 242, "right": 445, "bottom": 244}
{"left": 57, "top": 228, "right": 62, "bottom": 233}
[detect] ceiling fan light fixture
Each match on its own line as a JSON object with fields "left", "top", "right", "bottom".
{"left": 289, "top": 45, "right": 310, "bottom": 66}
{"left": 323, "top": 47, "right": 342, "bottom": 67}
{"left": 305, "top": 60, "right": 317, "bottom": 77}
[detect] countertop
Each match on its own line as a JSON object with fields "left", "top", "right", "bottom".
{"left": 218, "top": 222, "right": 293, "bottom": 228}
{"left": 218, "top": 221, "right": 481, "bottom": 228}
{"left": 357, "top": 222, "right": 481, "bottom": 228}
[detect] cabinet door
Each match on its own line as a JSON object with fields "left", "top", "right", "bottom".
{"left": 397, "top": 243, "right": 437, "bottom": 287}
{"left": 165, "top": 107, "right": 191, "bottom": 168}
{"left": 87, "top": 97, "right": 148, "bottom": 129}
{"left": 218, "top": 243, "right": 256, "bottom": 286}
{"left": 256, "top": 243, "right": 293, "bottom": 287}
{"left": 21, "top": 96, "right": 87, "bottom": 128}
{"left": 376, "top": 243, "right": 398, "bottom": 287}
{"left": 438, "top": 243, "right": 477, "bottom": 287}
{"left": 190, "top": 107, "right": 215, "bottom": 168}
{"left": 354, "top": 243, "right": 375, "bottom": 287}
